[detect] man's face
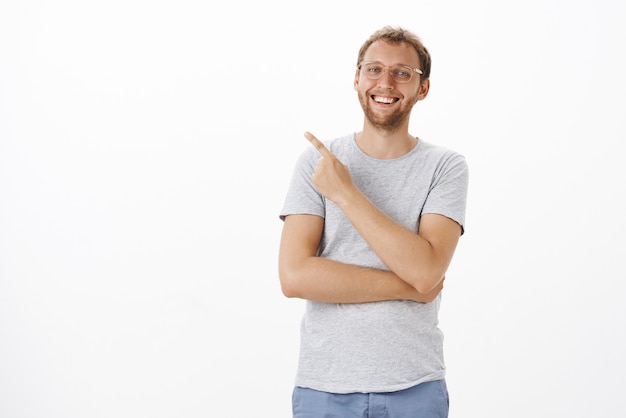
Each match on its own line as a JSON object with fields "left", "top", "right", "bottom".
{"left": 354, "top": 40, "right": 429, "bottom": 131}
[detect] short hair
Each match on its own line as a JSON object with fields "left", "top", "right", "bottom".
{"left": 356, "top": 26, "right": 432, "bottom": 80}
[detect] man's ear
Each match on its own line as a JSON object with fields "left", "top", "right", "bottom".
{"left": 354, "top": 69, "right": 360, "bottom": 91}
{"left": 417, "top": 78, "right": 430, "bottom": 101}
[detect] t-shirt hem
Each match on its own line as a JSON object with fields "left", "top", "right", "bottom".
{"left": 294, "top": 370, "right": 446, "bottom": 394}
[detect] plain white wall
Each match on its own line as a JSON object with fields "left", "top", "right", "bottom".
{"left": 1, "top": 1, "right": 625, "bottom": 417}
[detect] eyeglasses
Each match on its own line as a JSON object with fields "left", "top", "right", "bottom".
{"left": 358, "top": 61, "right": 423, "bottom": 83}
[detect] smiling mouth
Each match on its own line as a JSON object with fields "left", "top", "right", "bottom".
{"left": 372, "top": 95, "right": 398, "bottom": 104}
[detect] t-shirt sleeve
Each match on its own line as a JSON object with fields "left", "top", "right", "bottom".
{"left": 421, "top": 152, "right": 469, "bottom": 234}
{"left": 279, "top": 147, "right": 326, "bottom": 221}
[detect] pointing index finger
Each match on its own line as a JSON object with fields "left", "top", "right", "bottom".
{"left": 304, "top": 131, "right": 333, "bottom": 159}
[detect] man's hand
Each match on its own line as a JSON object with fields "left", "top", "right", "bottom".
{"left": 305, "top": 131, "right": 355, "bottom": 205}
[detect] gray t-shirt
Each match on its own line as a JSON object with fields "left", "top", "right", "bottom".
{"left": 280, "top": 133, "right": 469, "bottom": 394}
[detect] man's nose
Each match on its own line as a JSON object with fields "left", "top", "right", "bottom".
{"left": 378, "top": 69, "right": 395, "bottom": 86}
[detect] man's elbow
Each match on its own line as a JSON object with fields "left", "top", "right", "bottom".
{"left": 279, "top": 266, "right": 303, "bottom": 299}
{"left": 413, "top": 281, "right": 438, "bottom": 295}
{"left": 407, "top": 270, "right": 445, "bottom": 294}
{"left": 280, "top": 282, "right": 300, "bottom": 299}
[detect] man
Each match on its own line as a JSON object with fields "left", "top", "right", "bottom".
{"left": 278, "top": 26, "right": 469, "bottom": 418}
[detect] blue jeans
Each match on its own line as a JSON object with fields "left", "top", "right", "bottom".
{"left": 292, "top": 379, "right": 449, "bottom": 418}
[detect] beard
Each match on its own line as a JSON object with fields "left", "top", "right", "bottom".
{"left": 358, "top": 90, "right": 417, "bottom": 132}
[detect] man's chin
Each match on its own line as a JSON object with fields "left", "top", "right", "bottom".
{"left": 364, "top": 111, "right": 406, "bottom": 132}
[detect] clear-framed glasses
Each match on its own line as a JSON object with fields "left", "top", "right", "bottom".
{"left": 358, "top": 61, "right": 423, "bottom": 83}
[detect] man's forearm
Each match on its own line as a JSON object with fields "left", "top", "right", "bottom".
{"left": 280, "top": 255, "right": 440, "bottom": 304}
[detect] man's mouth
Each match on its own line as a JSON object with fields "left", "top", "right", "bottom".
{"left": 372, "top": 95, "right": 398, "bottom": 104}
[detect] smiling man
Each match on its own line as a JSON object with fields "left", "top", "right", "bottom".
{"left": 278, "top": 26, "right": 469, "bottom": 418}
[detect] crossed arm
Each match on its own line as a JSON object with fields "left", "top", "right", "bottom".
{"left": 278, "top": 132, "right": 462, "bottom": 304}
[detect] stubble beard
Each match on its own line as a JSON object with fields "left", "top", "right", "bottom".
{"left": 358, "top": 90, "right": 416, "bottom": 132}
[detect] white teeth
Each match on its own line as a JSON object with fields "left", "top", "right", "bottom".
{"left": 374, "top": 96, "right": 395, "bottom": 104}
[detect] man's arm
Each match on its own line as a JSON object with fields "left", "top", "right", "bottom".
{"left": 278, "top": 213, "right": 443, "bottom": 304}
{"left": 305, "top": 131, "right": 462, "bottom": 294}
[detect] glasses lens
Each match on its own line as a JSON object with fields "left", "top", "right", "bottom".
{"left": 362, "top": 63, "right": 383, "bottom": 79}
{"left": 391, "top": 66, "right": 412, "bottom": 82}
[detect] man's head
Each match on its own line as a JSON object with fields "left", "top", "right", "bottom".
{"left": 354, "top": 26, "right": 431, "bottom": 132}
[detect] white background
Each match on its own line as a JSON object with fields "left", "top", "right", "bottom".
{"left": 1, "top": 1, "right": 625, "bottom": 417}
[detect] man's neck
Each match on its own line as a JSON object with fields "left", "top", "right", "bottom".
{"left": 355, "top": 127, "right": 418, "bottom": 160}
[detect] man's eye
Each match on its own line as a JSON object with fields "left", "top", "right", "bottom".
{"left": 393, "top": 69, "right": 410, "bottom": 78}
{"left": 367, "top": 66, "right": 382, "bottom": 73}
